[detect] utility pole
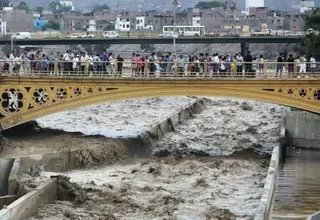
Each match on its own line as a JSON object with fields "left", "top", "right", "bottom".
{"left": 172, "top": 0, "right": 178, "bottom": 54}
{"left": 117, "top": 0, "right": 119, "bottom": 32}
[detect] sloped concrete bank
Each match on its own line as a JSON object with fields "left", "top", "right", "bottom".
{"left": 0, "top": 99, "right": 205, "bottom": 220}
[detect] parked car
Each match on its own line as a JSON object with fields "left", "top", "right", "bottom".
{"left": 69, "top": 32, "right": 95, "bottom": 38}
{"left": 12, "top": 32, "right": 31, "bottom": 39}
{"left": 102, "top": 31, "right": 119, "bottom": 38}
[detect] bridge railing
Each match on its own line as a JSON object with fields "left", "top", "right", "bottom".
{"left": 1, "top": 60, "right": 320, "bottom": 79}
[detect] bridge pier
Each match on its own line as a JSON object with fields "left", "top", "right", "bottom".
{"left": 241, "top": 42, "right": 250, "bottom": 56}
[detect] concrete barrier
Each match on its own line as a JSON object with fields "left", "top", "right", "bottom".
{"left": 0, "top": 178, "right": 57, "bottom": 220}
{"left": 254, "top": 124, "right": 287, "bottom": 220}
{"left": 0, "top": 159, "right": 14, "bottom": 196}
{"left": 0, "top": 196, "right": 16, "bottom": 209}
{"left": 284, "top": 111, "right": 320, "bottom": 148}
{"left": 149, "top": 100, "right": 204, "bottom": 140}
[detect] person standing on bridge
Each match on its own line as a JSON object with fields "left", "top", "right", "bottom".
{"left": 310, "top": 55, "right": 316, "bottom": 76}
{"left": 116, "top": 54, "right": 124, "bottom": 77}
{"left": 287, "top": 54, "right": 295, "bottom": 77}
{"left": 236, "top": 53, "right": 243, "bottom": 76}
{"left": 244, "top": 51, "right": 253, "bottom": 76}
{"left": 299, "top": 55, "right": 307, "bottom": 76}
{"left": 276, "top": 53, "right": 284, "bottom": 77}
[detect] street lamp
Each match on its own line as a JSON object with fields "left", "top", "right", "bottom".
{"left": 172, "top": 0, "right": 178, "bottom": 54}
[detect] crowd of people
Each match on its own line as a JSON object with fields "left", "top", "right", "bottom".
{"left": 1, "top": 50, "right": 318, "bottom": 77}
{"left": 3, "top": 50, "right": 125, "bottom": 76}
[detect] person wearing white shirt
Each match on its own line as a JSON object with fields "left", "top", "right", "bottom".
{"left": 9, "top": 51, "right": 15, "bottom": 74}
{"left": 299, "top": 55, "right": 307, "bottom": 75}
{"left": 13, "top": 56, "right": 21, "bottom": 74}
{"left": 62, "top": 50, "right": 72, "bottom": 73}
{"left": 310, "top": 56, "right": 316, "bottom": 75}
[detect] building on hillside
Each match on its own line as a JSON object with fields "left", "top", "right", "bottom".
{"left": 135, "top": 16, "right": 153, "bottom": 30}
{"left": 1, "top": 10, "right": 33, "bottom": 32}
{"left": 33, "top": 19, "right": 48, "bottom": 30}
{"left": 283, "top": 14, "right": 305, "bottom": 32}
{"left": 246, "top": 0, "right": 264, "bottom": 14}
{"left": 115, "top": 17, "right": 130, "bottom": 32}
{"left": 192, "top": 15, "right": 201, "bottom": 26}
{"left": 300, "top": 0, "right": 316, "bottom": 13}
{"left": 59, "top": 1, "right": 75, "bottom": 11}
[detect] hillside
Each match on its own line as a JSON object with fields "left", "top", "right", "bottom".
{"left": 10, "top": 0, "right": 320, "bottom": 12}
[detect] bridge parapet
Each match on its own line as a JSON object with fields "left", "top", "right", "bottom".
{"left": 0, "top": 62, "right": 319, "bottom": 130}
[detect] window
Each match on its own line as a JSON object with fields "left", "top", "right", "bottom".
{"left": 127, "top": 18, "right": 129, "bottom": 22}
{"left": 126, "top": 24, "right": 129, "bottom": 28}
{"left": 37, "top": 22, "right": 40, "bottom": 26}
{"left": 293, "top": 26, "right": 296, "bottom": 29}
{"left": 197, "top": 20, "right": 200, "bottom": 24}
{"left": 293, "top": 19, "right": 296, "bottom": 22}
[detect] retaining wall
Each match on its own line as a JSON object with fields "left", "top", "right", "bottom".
{"left": 284, "top": 111, "right": 320, "bottom": 148}
{"left": 0, "top": 178, "right": 57, "bottom": 220}
{"left": 254, "top": 125, "right": 287, "bottom": 220}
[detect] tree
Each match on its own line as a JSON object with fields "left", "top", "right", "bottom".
{"left": 104, "top": 24, "right": 115, "bottom": 31}
{"left": 41, "top": 20, "right": 60, "bottom": 31}
{"left": 0, "top": 0, "right": 10, "bottom": 10}
{"left": 297, "top": 9, "right": 320, "bottom": 60}
{"left": 195, "top": 1, "right": 224, "bottom": 9}
{"left": 15, "top": 1, "right": 30, "bottom": 12}
{"left": 49, "top": 1, "right": 71, "bottom": 15}
{"left": 35, "top": 6, "right": 44, "bottom": 14}
{"left": 91, "top": 4, "right": 109, "bottom": 14}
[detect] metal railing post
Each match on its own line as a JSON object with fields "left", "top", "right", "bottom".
{"left": 54, "top": 60, "right": 58, "bottom": 76}
{"left": 263, "top": 62, "right": 267, "bottom": 78}
{"left": 115, "top": 61, "right": 118, "bottom": 77}
{"left": 144, "top": 61, "right": 148, "bottom": 78}
{"left": 85, "top": 60, "right": 89, "bottom": 76}
{"left": 204, "top": 60, "right": 207, "bottom": 78}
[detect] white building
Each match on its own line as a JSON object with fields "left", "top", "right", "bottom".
{"left": 192, "top": 16, "right": 201, "bottom": 26}
{"left": 245, "top": 0, "right": 264, "bottom": 14}
{"left": 59, "top": 1, "right": 75, "bottom": 11}
{"left": 115, "top": 17, "right": 131, "bottom": 32}
{"left": 87, "top": 20, "right": 96, "bottom": 32}
{"left": 135, "top": 16, "right": 153, "bottom": 30}
{"left": 300, "top": 0, "right": 315, "bottom": 13}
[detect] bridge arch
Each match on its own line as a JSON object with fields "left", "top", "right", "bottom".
{"left": 0, "top": 77, "right": 319, "bottom": 130}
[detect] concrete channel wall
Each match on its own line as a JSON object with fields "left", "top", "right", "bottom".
{"left": 284, "top": 111, "right": 320, "bottom": 148}
{"left": 254, "top": 125, "right": 287, "bottom": 220}
{"left": 0, "top": 179, "right": 57, "bottom": 220}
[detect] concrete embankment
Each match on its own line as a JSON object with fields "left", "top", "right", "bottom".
{"left": 0, "top": 99, "right": 205, "bottom": 220}
{"left": 284, "top": 111, "right": 320, "bottom": 149}
{"left": 254, "top": 124, "right": 287, "bottom": 220}
{"left": 261, "top": 110, "right": 320, "bottom": 220}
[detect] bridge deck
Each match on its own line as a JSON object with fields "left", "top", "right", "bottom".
{"left": 270, "top": 147, "right": 320, "bottom": 220}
